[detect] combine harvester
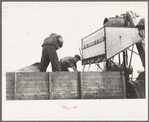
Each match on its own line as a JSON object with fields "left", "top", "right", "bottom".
{"left": 6, "top": 11, "right": 145, "bottom": 100}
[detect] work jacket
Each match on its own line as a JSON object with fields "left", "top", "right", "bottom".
{"left": 60, "top": 56, "right": 77, "bottom": 68}
{"left": 42, "top": 34, "right": 63, "bottom": 50}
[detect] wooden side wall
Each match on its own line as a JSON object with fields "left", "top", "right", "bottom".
{"left": 6, "top": 72, "right": 125, "bottom": 100}
{"left": 15, "top": 72, "right": 49, "bottom": 100}
{"left": 51, "top": 72, "right": 80, "bottom": 99}
{"left": 81, "top": 72, "right": 126, "bottom": 99}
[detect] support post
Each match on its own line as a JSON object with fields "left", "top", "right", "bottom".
{"left": 96, "top": 63, "right": 103, "bottom": 72}
{"left": 136, "top": 41, "right": 145, "bottom": 69}
{"left": 82, "top": 65, "right": 86, "bottom": 71}
{"left": 88, "top": 59, "right": 94, "bottom": 71}
{"left": 49, "top": 72, "right": 53, "bottom": 99}
{"left": 129, "top": 45, "right": 134, "bottom": 69}
{"left": 126, "top": 50, "right": 128, "bottom": 65}
{"left": 78, "top": 72, "right": 83, "bottom": 99}
{"left": 14, "top": 72, "right": 17, "bottom": 100}
{"left": 118, "top": 53, "right": 121, "bottom": 66}
{"left": 123, "top": 51, "right": 128, "bottom": 98}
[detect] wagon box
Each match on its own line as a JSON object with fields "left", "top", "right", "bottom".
{"left": 6, "top": 72, "right": 126, "bottom": 100}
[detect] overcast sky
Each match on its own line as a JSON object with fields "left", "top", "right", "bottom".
{"left": 2, "top": 2, "right": 148, "bottom": 120}
{"left": 2, "top": 2, "right": 147, "bottom": 74}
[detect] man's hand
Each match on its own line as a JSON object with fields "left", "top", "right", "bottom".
{"left": 72, "top": 66, "right": 78, "bottom": 72}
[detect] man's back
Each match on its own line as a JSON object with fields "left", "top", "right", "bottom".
{"left": 60, "top": 56, "right": 76, "bottom": 68}
{"left": 42, "top": 34, "right": 63, "bottom": 49}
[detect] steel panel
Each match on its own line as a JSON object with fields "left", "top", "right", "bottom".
{"left": 105, "top": 27, "right": 143, "bottom": 59}
{"left": 82, "top": 27, "right": 105, "bottom": 61}
{"left": 82, "top": 41, "right": 105, "bottom": 60}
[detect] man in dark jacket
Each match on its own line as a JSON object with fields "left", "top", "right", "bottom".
{"left": 40, "top": 33, "right": 64, "bottom": 72}
{"left": 60, "top": 55, "right": 81, "bottom": 72}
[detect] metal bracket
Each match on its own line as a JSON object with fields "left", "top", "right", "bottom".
{"left": 88, "top": 59, "right": 94, "bottom": 71}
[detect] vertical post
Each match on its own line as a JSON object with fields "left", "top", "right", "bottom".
{"left": 129, "top": 46, "right": 134, "bottom": 81}
{"left": 49, "top": 72, "right": 52, "bottom": 99}
{"left": 126, "top": 50, "right": 128, "bottom": 65}
{"left": 129, "top": 45, "right": 134, "bottom": 69}
{"left": 82, "top": 65, "right": 86, "bottom": 71}
{"left": 136, "top": 41, "right": 145, "bottom": 68}
{"left": 14, "top": 72, "right": 17, "bottom": 100}
{"left": 88, "top": 59, "right": 94, "bottom": 71}
{"left": 123, "top": 51, "right": 128, "bottom": 98}
{"left": 118, "top": 53, "right": 121, "bottom": 66}
{"left": 104, "top": 27, "right": 107, "bottom": 61}
{"left": 106, "top": 60, "right": 109, "bottom": 71}
{"left": 78, "top": 72, "right": 82, "bottom": 99}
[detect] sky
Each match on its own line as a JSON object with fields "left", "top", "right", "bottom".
{"left": 2, "top": 1, "right": 148, "bottom": 121}
{"left": 2, "top": 2, "right": 148, "bottom": 74}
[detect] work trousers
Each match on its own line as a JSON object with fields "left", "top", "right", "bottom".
{"left": 60, "top": 65, "right": 69, "bottom": 71}
{"left": 60, "top": 61, "right": 69, "bottom": 71}
{"left": 40, "top": 45, "right": 60, "bottom": 72}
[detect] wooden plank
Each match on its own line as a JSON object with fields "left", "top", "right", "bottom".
{"left": 17, "top": 72, "right": 48, "bottom": 76}
{"left": 15, "top": 92, "right": 49, "bottom": 100}
{"left": 51, "top": 86, "right": 78, "bottom": 94}
{"left": 17, "top": 72, "right": 49, "bottom": 81}
{"left": 15, "top": 96, "right": 49, "bottom": 100}
{"left": 17, "top": 76, "right": 48, "bottom": 81}
{"left": 16, "top": 88, "right": 48, "bottom": 93}
{"left": 18, "top": 77, "right": 48, "bottom": 81}
{"left": 82, "top": 85, "right": 123, "bottom": 92}
{"left": 83, "top": 89, "right": 123, "bottom": 94}
{"left": 6, "top": 73, "right": 15, "bottom": 100}
{"left": 52, "top": 93, "right": 80, "bottom": 99}
{"left": 51, "top": 72, "right": 78, "bottom": 80}
{"left": 51, "top": 87, "right": 79, "bottom": 94}
{"left": 105, "top": 27, "right": 143, "bottom": 59}
{"left": 16, "top": 82, "right": 49, "bottom": 88}
{"left": 17, "top": 81, "right": 49, "bottom": 84}
{"left": 83, "top": 93, "right": 123, "bottom": 99}
{"left": 52, "top": 82, "right": 78, "bottom": 88}
{"left": 82, "top": 72, "right": 121, "bottom": 78}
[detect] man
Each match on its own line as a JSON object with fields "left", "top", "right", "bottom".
{"left": 60, "top": 55, "right": 81, "bottom": 72}
{"left": 40, "top": 33, "right": 64, "bottom": 72}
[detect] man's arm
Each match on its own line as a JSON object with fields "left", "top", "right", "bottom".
{"left": 58, "top": 37, "right": 64, "bottom": 48}
{"left": 69, "top": 61, "right": 78, "bottom": 72}
{"left": 72, "top": 66, "right": 78, "bottom": 72}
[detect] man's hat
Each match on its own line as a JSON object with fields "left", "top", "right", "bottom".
{"left": 75, "top": 55, "right": 81, "bottom": 60}
{"left": 50, "top": 33, "right": 57, "bottom": 36}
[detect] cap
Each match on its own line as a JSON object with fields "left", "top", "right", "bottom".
{"left": 75, "top": 55, "right": 81, "bottom": 60}
{"left": 50, "top": 33, "right": 57, "bottom": 36}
